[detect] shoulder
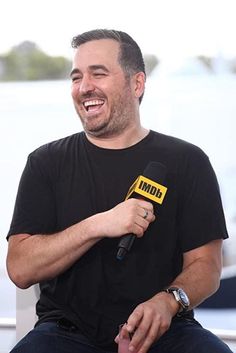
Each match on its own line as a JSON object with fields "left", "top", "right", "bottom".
{"left": 150, "top": 130, "right": 209, "bottom": 167}
{"left": 150, "top": 130, "right": 206, "bottom": 155}
{"left": 25, "top": 132, "right": 85, "bottom": 179}
{"left": 27, "top": 131, "right": 86, "bottom": 167}
{"left": 30, "top": 132, "right": 83, "bottom": 159}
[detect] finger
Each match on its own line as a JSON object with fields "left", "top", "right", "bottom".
{"left": 134, "top": 213, "right": 155, "bottom": 234}
{"left": 134, "top": 325, "right": 158, "bottom": 353}
{"left": 138, "top": 206, "right": 155, "bottom": 220}
{"left": 126, "top": 307, "right": 144, "bottom": 334}
{"left": 136, "top": 316, "right": 170, "bottom": 353}
{"left": 143, "top": 210, "right": 155, "bottom": 223}
{"left": 115, "top": 323, "right": 131, "bottom": 344}
{"left": 128, "top": 312, "right": 152, "bottom": 352}
{"left": 139, "top": 200, "right": 154, "bottom": 213}
{"left": 132, "top": 217, "right": 149, "bottom": 237}
{"left": 119, "top": 324, "right": 130, "bottom": 339}
{"left": 143, "top": 209, "right": 149, "bottom": 220}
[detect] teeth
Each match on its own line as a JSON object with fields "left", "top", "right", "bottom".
{"left": 84, "top": 100, "right": 104, "bottom": 107}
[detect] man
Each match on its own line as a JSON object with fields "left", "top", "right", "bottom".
{"left": 7, "top": 29, "right": 232, "bottom": 353}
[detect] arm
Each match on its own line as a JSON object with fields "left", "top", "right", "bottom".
{"left": 117, "top": 239, "right": 223, "bottom": 353}
{"left": 168, "top": 238, "right": 223, "bottom": 308}
{"left": 7, "top": 198, "right": 155, "bottom": 289}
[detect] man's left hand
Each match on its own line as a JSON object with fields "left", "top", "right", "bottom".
{"left": 115, "top": 292, "right": 178, "bottom": 353}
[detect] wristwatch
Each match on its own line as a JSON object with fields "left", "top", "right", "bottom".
{"left": 164, "top": 287, "right": 190, "bottom": 313}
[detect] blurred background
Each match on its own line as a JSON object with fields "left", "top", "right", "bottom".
{"left": 0, "top": 0, "right": 236, "bottom": 351}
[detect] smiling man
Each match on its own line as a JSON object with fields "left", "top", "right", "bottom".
{"left": 6, "top": 29, "right": 232, "bottom": 353}
{"left": 70, "top": 36, "right": 146, "bottom": 145}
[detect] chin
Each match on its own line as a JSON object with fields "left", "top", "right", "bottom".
{"left": 85, "top": 120, "right": 110, "bottom": 136}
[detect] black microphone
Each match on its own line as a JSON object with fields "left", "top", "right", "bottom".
{"left": 116, "top": 162, "right": 167, "bottom": 260}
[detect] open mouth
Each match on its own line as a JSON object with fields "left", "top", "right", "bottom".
{"left": 83, "top": 99, "right": 105, "bottom": 112}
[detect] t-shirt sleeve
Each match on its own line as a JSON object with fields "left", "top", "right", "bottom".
{"left": 7, "top": 146, "right": 57, "bottom": 238}
{"left": 177, "top": 147, "right": 228, "bottom": 252}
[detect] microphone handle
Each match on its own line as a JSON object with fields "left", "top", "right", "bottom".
{"left": 116, "top": 234, "right": 136, "bottom": 260}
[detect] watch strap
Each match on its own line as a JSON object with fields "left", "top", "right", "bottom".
{"left": 164, "top": 287, "right": 189, "bottom": 313}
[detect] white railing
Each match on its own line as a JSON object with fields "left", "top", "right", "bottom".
{"left": 212, "top": 329, "right": 236, "bottom": 341}
{"left": 0, "top": 318, "right": 16, "bottom": 328}
{"left": 221, "top": 264, "right": 236, "bottom": 279}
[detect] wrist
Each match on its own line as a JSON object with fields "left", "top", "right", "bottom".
{"left": 163, "top": 287, "right": 190, "bottom": 314}
{"left": 162, "top": 291, "right": 180, "bottom": 316}
{"left": 77, "top": 213, "right": 106, "bottom": 240}
{"left": 154, "top": 291, "right": 180, "bottom": 317}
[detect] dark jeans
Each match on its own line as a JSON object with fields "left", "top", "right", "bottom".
{"left": 10, "top": 318, "right": 233, "bottom": 353}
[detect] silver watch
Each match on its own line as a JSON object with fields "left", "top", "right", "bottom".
{"left": 164, "top": 287, "right": 190, "bottom": 313}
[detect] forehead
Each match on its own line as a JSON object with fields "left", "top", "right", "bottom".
{"left": 73, "top": 39, "right": 121, "bottom": 70}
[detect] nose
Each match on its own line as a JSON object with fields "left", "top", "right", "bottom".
{"left": 79, "top": 75, "right": 95, "bottom": 95}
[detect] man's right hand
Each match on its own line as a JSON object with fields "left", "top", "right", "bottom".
{"left": 102, "top": 198, "right": 155, "bottom": 239}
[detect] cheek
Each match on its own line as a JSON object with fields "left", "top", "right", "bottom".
{"left": 71, "top": 85, "right": 79, "bottom": 101}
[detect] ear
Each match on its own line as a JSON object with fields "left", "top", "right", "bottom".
{"left": 132, "top": 72, "right": 146, "bottom": 100}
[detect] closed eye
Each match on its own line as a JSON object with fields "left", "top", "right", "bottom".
{"left": 71, "top": 76, "right": 82, "bottom": 82}
{"left": 93, "top": 72, "right": 107, "bottom": 78}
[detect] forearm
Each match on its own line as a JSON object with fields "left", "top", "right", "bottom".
{"left": 170, "top": 257, "right": 221, "bottom": 309}
{"left": 7, "top": 212, "right": 105, "bottom": 288}
{"left": 7, "top": 198, "right": 155, "bottom": 289}
{"left": 167, "top": 239, "right": 223, "bottom": 310}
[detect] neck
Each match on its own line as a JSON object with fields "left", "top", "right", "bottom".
{"left": 85, "top": 125, "right": 149, "bottom": 149}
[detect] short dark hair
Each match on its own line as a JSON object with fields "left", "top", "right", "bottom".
{"left": 71, "top": 29, "right": 146, "bottom": 103}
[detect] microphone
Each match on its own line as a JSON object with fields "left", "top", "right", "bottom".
{"left": 116, "top": 162, "right": 167, "bottom": 260}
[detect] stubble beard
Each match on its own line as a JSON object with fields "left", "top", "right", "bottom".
{"left": 77, "top": 86, "right": 134, "bottom": 139}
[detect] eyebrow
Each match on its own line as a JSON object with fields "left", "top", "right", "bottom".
{"left": 70, "top": 65, "right": 109, "bottom": 77}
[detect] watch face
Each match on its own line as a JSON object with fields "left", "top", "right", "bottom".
{"left": 165, "top": 287, "right": 190, "bottom": 311}
{"left": 178, "top": 289, "right": 190, "bottom": 307}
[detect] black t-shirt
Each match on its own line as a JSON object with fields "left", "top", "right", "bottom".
{"left": 7, "top": 130, "right": 228, "bottom": 350}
